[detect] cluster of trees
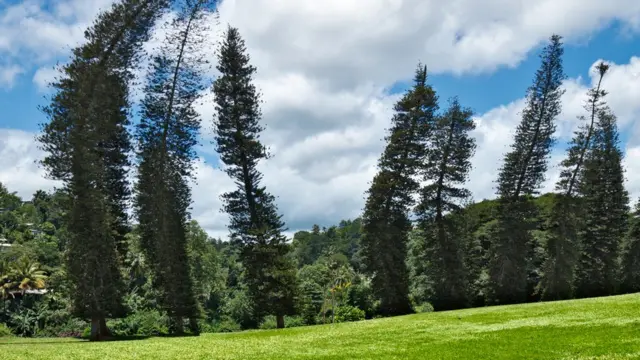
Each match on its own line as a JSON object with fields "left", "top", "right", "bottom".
{"left": 365, "top": 34, "right": 640, "bottom": 313}
{"left": 2, "top": 0, "right": 639, "bottom": 342}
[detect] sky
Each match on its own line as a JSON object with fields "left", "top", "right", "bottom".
{"left": 1, "top": 0, "right": 640, "bottom": 239}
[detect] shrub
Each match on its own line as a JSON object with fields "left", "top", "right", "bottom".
{"left": 414, "top": 302, "right": 434, "bottom": 313}
{"left": 259, "top": 315, "right": 307, "bottom": 329}
{"left": 284, "top": 316, "right": 305, "bottom": 328}
{"left": 211, "top": 318, "right": 241, "bottom": 333}
{"left": 258, "top": 316, "right": 277, "bottom": 330}
{"left": 107, "top": 310, "right": 169, "bottom": 337}
{"left": 0, "top": 323, "right": 13, "bottom": 337}
{"left": 334, "top": 306, "right": 365, "bottom": 323}
{"left": 35, "top": 318, "right": 87, "bottom": 338}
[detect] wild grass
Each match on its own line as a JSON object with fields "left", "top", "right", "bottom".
{"left": 2, "top": 293, "right": 640, "bottom": 359}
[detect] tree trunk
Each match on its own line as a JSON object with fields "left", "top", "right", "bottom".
{"left": 90, "top": 316, "right": 101, "bottom": 341}
{"left": 99, "top": 317, "right": 112, "bottom": 338}
{"left": 276, "top": 314, "right": 285, "bottom": 329}
{"left": 331, "top": 293, "right": 335, "bottom": 323}
{"left": 188, "top": 317, "right": 200, "bottom": 335}
{"left": 171, "top": 315, "right": 184, "bottom": 335}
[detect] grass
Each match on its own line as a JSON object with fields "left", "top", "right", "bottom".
{"left": 2, "top": 294, "right": 640, "bottom": 359}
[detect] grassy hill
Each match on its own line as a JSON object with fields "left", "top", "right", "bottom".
{"left": 2, "top": 293, "right": 640, "bottom": 359}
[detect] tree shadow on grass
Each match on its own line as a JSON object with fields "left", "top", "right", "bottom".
{"left": 0, "top": 335, "right": 151, "bottom": 345}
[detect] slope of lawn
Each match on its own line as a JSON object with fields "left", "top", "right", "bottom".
{"left": 2, "top": 293, "right": 640, "bottom": 359}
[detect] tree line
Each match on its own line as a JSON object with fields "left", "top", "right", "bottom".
{"left": 1, "top": 0, "right": 638, "bottom": 342}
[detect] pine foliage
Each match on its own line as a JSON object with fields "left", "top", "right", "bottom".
{"left": 360, "top": 64, "right": 437, "bottom": 316}
{"left": 574, "top": 108, "right": 629, "bottom": 298}
{"left": 134, "top": 0, "right": 214, "bottom": 334}
{"left": 538, "top": 62, "right": 610, "bottom": 300}
{"left": 37, "top": 0, "right": 170, "bottom": 341}
{"left": 415, "top": 98, "right": 476, "bottom": 310}
{"left": 487, "top": 35, "right": 565, "bottom": 304}
{"left": 212, "top": 26, "right": 297, "bottom": 327}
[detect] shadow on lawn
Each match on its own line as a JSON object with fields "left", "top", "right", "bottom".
{"left": 0, "top": 335, "right": 151, "bottom": 345}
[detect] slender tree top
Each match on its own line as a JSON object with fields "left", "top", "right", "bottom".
{"left": 496, "top": 34, "right": 565, "bottom": 199}
{"left": 556, "top": 61, "right": 609, "bottom": 196}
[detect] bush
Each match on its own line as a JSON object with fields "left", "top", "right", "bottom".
{"left": 0, "top": 323, "right": 14, "bottom": 337}
{"left": 334, "top": 306, "right": 365, "bottom": 323}
{"left": 285, "top": 316, "right": 305, "bottom": 328}
{"left": 414, "top": 302, "right": 434, "bottom": 313}
{"left": 259, "top": 315, "right": 306, "bottom": 329}
{"left": 210, "top": 318, "right": 241, "bottom": 333}
{"left": 258, "top": 316, "right": 277, "bottom": 329}
{"left": 35, "top": 318, "right": 87, "bottom": 338}
{"left": 107, "top": 310, "right": 169, "bottom": 337}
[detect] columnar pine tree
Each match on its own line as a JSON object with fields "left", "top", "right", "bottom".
{"left": 38, "top": 0, "right": 169, "bottom": 341}
{"left": 414, "top": 98, "right": 476, "bottom": 310}
{"left": 621, "top": 200, "right": 640, "bottom": 293}
{"left": 538, "top": 63, "right": 609, "bottom": 300}
{"left": 361, "top": 64, "right": 438, "bottom": 316}
{"left": 574, "top": 107, "right": 629, "bottom": 298}
{"left": 135, "top": 0, "right": 213, "bottom": 335}
{"left": 212, "top": 26, "right": 297, "bottom": 329}
{"left": 487, "top": 35, "right": 565, "bottom": 304}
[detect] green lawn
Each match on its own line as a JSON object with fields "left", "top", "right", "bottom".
{"left": 2, "top": 294, "right": 640, "bottom": 359}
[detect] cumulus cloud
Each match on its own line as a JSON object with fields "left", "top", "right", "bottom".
{"left": 32, "top": 66, "right": 63, "bottom": 92}
{"left": 0, "top": 65, "right": 23, "bottom": 88}
{"left": 2, "top": 0, "right": 640, "bottom": 237}
{"left": 215, "top": 0, "right": 640, "bottom": 87}
{"left": 0, "top": 0, "right": 114, "bottom": 72}
{"left": 0, "top": 129, "right": 59, "bottom": 199}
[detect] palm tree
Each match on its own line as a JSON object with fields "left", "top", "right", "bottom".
{"left": 0, "top": 260, "right": 13, "bottom": 298}
{"left": 9, "top": 256, "right": 47, "bottom": 295}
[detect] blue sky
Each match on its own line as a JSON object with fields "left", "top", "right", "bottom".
{"left": 1, "top": 0, "right": 640, "bottom": 237}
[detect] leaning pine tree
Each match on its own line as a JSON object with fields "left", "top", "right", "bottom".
{"left": 574, "top": 106, "right": 629, "bottom": 298}
{"left": 212, "top": 26, "right": 297, "bottom": 329}
{"left": 361, "top": 64, "right": 438, "bottom": 316}
{"left": 135, "top": 0, "right": 214, "bottom": 335}
{"left": 414, "top": 98, "right": 476, "bottom": 311}
{"left": 487, "top": 35, "right": 565, "bottom": 305}
{"left": 38, "top": 0, "right": 169, "bottom": 341}
{"left": 538, "top": 62, "right": 610, "bottom": 300}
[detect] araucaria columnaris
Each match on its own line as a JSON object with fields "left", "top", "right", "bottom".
{"left": 212, "top": 26, "right": 297, "bottom": 329}
{"left": 38, "top": 0, "right": 170, "bottom": 341}
{"left": 487, "top": 35, "right": 565, "bottom": 305}
{"left": 361, "top": 64, "right": 438, "bottom": 316}
{"left": 134, "top": 0, "right": 215, "bottom": 335}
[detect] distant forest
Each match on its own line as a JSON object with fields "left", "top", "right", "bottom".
{"left": 1, "top": 0, "right": 639, "bottom": 342}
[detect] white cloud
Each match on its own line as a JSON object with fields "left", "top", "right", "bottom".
{"left": 0, "top": 129, "right": 59, "bottom": 199}
{"left": 215, "top": 0, "right": 640, "bottom": 89}
{"left": 624, "top": 146, "right": 640, "bottom": 202}
{"left": 0, "top": 0, "right": 115, "bottom": 70}
{"left": 2, "top": 0, "right": 640, "bottom": 237}
{"left": 0, "top": 65, "right": 23, "bottom": 88}
{"left": 32, "top": 66, "right": 63, "bottom": 92}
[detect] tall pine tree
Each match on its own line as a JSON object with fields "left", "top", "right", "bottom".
{"left": 414, "top": 98, "right": 476, "bottom": 310}
{"left": 360, "top": 64, "right": 437, "bottom": 316}
{"left": 538, "top": 62, "right": 609, "bottom": 300}
{"left": 135, "top": 0, "right": 213, "bottom": 335}
{"left": 574, "top": 107, "right": 629, "bottom": 298}
{"left": 621, "top": 199, "right": 640, "bottom": 293}
{"left": 487, "top": 35, "right": 565, "bottom": 304}
{"left": 212, "top": 26, "right": 297, "bottom": 329}
{"left": 38, "top": 0, "right": 169, "bottom": 341}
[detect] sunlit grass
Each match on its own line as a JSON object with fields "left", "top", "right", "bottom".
{"left": 2, "top": 293, "right": 640, "bottom": 359}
